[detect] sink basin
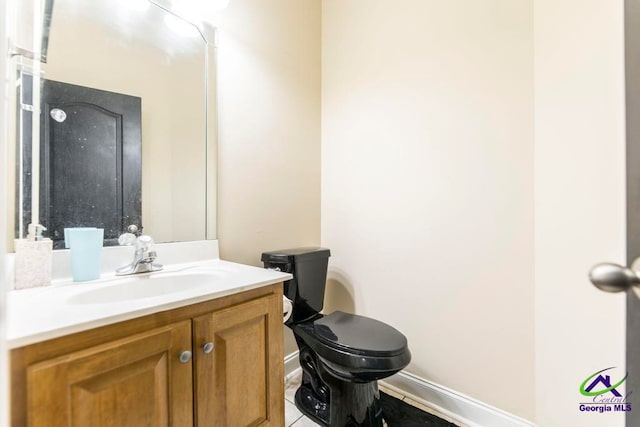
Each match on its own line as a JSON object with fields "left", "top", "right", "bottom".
{"left": 68, "top": 272, "right": 222, "bottom": 304}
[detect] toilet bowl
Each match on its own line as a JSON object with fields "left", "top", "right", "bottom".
{"left": 262, "top": 247, "right": 411, "bottom": 427}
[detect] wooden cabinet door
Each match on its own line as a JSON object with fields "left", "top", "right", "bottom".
{"left": 193, "top": 294, "right": 284, "bottom": 427}
{"left": 26, "top": 321, "right": 193, "bottom": 427}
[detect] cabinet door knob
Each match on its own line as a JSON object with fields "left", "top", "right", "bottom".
{"left": 202, "top": 342, "right": 215, "bottom": 354}
{"left": 179, "top": 350, "right": 192, "bottom": 363}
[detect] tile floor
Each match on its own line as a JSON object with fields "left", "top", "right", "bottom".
{"left": 284, "top": 371, "right": 462, "bottom": 427}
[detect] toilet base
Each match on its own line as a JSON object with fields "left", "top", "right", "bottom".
{"left": 295, "top": 344, "right": 384, "bottom": 427}
{"left": 295, "top": 382, "right": 384, "bottom": 427}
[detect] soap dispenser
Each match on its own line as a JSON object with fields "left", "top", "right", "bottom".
{"left": 14, "top": 224, "right": 53, "bottom": 289}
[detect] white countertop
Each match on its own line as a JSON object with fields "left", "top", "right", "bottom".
{"left": 7, "top": 259, "right": 291, "bottom": 349}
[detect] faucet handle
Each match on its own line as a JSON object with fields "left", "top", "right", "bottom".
{"left": 136, "top": 235, "right": 155, "bottom": 251}
{"left": 118, "top": 232, "right": 137, "bottom": 246}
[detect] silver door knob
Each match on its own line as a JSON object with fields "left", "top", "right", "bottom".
{"left": 179, "top": 350, "right": 192, "bottom": 363}
{"left": 202, "top": 342, "right": 214, "bottom": 354}
{"left": 589, "top": 262, "right": 640, "bottom": 292}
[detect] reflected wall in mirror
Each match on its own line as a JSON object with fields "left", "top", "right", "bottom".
{"left": 10, "top": 0, "right": 216, "bottom": 249}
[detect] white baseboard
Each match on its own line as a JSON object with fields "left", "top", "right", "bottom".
{"left": 381, "top": 371, "right": 535, "bottom": 427}
{"left": 282, "top": 352, "right": 533, "bottom": 427}
{"left": 284, "top": 351, "right": 300, "bottom": 380}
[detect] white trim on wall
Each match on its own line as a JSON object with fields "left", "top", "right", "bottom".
{"left": 283, "top": 351, "right": 535, "bottom": 427}
{"left": 284, "top": 350, "right": 300, "bottom": 380}
{"left": 381, "top": 371, "right": 536, "bottom": 427}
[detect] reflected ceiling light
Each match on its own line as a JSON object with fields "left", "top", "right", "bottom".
{"left": 121, "top": 0, "right": 151, "bottom": 12}
{"left": 208, "top": 0, "right": 230, "bottom": 11}
{"left": 50, "top": 108, "right": 67, "bottom": 123}
{"left": 171, "top": 0, "right": 229, "bottom": 22}
{"left": 164, "top": 13, "right": 200, "bottom": 38}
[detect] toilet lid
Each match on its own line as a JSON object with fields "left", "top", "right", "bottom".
{"left": 300, "top": 311, "right": 408, "bottom": 357}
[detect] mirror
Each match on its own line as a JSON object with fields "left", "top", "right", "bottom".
{"left": 9, "top": 0, "right": 216, "bottom": 249}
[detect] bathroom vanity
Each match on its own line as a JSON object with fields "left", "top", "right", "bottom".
{"left": 7, "top": 255, "right": 290, "bottom": 427}
{"left": 4, "top": 0, "right": 289, "bottom": 424}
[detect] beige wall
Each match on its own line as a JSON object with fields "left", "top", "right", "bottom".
{"left": 211, "top": 0, "right": 321, "bottom": 355}
{"left": 534, "top": 0, "right": 626, "bottom": 425}
{"left": 322, "top": 0, "right": 535, "bottom": 419}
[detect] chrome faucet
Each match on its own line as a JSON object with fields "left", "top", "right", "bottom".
{"left": 116, "top": 226, "right": 163, "bottom": 276}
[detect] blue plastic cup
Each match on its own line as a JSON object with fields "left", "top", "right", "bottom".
{"left": 64, "top": 227, "right": 97, "bottom": 249}
{"left": 64, "top": 228, "right": 104, "bottom": 282}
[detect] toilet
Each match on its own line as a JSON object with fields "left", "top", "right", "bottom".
{"left": 262, "top": 247, "right": 411, "bottom": 427}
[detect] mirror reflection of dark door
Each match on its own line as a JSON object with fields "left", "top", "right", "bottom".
{"left": 39, "top": 80, "right": 142, "bottom": 249}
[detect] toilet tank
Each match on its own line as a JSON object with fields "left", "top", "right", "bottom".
{"left": 261, "top": 247, "right": 331, "bottom": 323}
